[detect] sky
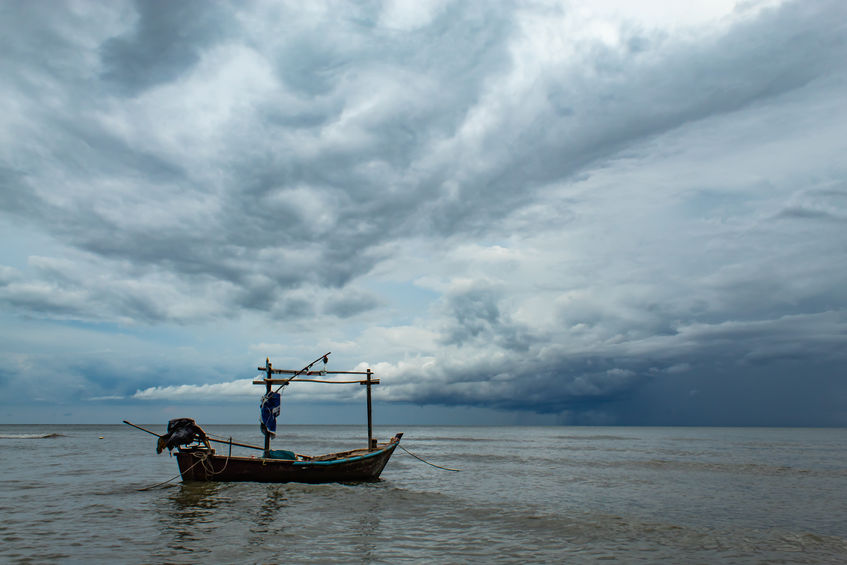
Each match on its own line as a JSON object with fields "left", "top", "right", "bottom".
{"left": 1, "top": 0, "right": 845, "bottom": 426}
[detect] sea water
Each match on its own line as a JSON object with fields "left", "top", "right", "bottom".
{"left": 1, "top": 425, "right": 845, "bottom": 563}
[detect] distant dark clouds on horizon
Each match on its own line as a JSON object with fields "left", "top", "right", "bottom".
{"left": 0, "top": 0, "right": 845, "bottom": 425}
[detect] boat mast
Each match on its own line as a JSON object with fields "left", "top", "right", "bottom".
{"left": 264, "top": 357, "right": 273, "bottom": 457}
{"left": 365, "top": 368, "right": 374, "bottom": 451}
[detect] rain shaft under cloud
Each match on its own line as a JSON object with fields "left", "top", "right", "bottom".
{"left": 1, "top": 0, "right": 846, "bottom": 425}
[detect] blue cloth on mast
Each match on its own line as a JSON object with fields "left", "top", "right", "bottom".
{"left": 260, "top": 392, "right": 281, "bottom": 433}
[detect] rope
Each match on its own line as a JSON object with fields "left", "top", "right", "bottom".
{"left": 202, "top": 437, "right": 233, "bottom": 476}
{"left": 399, "top": 444, "right": 461, "bottom": 472}
{"left": 136, "top": 437, "right": 233, "bottom": 490}
{"left": 136, "top": 454, "right": 206, "bottom": 491}
{"left": 273, "top": 352, "right": 330, "bottom": 393}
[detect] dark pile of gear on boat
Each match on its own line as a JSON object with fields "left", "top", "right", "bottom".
{"left": 155, "top": 418, "right": 210, "bottom": 453}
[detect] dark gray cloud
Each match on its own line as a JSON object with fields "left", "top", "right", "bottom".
{"left": 100, "top": 0, "right": 234, "bottom": 95}
{"left": 419, "top": 1, "right": 846, "bottom": 238}
{"left": 0, "top": 1, "right": 518, "bottom": 321}
{"left": 378, "top": 310, "right": 847, "bottom": 425}
{"left": 439, "top": 280, "right": 535, "bottom": 352}
{"left": 8, "top": 1, "right": 840, "bottom": 291}
{"left": 323, "top": 290, "right": 381, "bottom": 318}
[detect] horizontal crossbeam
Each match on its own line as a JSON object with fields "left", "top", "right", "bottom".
{"left": 253, "top": 378, "right": 380, "bottom": 385}
{"left": 257, "top": 368, "right": 371, "bottom": 375}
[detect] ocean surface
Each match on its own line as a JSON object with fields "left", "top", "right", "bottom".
{"left": 1, "top": 424, "right": 845, "bottom": 564}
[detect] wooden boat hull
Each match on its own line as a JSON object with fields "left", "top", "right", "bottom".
{"left": 175, "top": 435, "right": 402, "bottom": 484}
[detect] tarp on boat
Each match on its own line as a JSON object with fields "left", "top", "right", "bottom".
{"left": 267, "top": 449, "right": 296, "bottom": 460}
{"left": 156, "top": 418, "right": 209, "bottom": 453}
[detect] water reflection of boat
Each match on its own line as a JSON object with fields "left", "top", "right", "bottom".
{"left": 127, "top": 353, "right": 402, "bottom": 484}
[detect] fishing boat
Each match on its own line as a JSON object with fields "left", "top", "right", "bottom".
{"left": 126, "top": 353, "right": 402, "bottom": 484}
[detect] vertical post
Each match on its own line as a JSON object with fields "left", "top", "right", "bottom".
{"left": 264, "top": 357, "right": 272, "bottom": 458}
{"left": 366, "top": 368, "right": 374, "bottom": 451}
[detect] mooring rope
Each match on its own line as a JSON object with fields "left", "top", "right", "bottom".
{"left": 137, "top": 438, "right": 233, "bottom": 491}
{"left": 202, "top": 437, "right": 233, "bottom": 476}
{"left": 399, "top": 444, "right": 461, "bottom": 472}
{"left": 136, "top": 454, "right": 206, "bottom": 491}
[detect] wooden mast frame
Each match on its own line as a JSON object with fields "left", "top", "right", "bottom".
{"left": 255, "top": 358, "right": 380, "bottom": 455}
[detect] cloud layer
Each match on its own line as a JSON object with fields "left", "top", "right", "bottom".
{"left": 1, "top": 0, "right": 845, "bottom": 424}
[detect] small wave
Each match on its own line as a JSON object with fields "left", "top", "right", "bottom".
{"left": 410, "top": 437, "right": 503, "bottom": 443}
{"left": 555, "top": 435, "right": 635, "bottom": 441}
{"left": 625, "top": 458, "right": 817, "bottom": 476}
{"left": 0, "top": 432, "right": 65, "bottom": 439}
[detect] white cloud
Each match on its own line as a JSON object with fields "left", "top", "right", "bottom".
{"left": 134, "top": 379, "right": 256, "bottom": 400}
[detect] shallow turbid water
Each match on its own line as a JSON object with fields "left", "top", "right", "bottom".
{"left": 1, "top": 425, "right": 845, "bottom": 563}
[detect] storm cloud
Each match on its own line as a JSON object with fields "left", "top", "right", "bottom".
{"left": 1, "top": 0, "right": 845, "bottom": 425}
